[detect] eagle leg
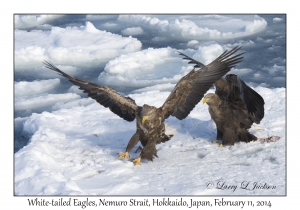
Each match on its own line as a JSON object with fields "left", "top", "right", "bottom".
{"left": 125, "top": 132, "right": 140, "bottom": 153}
{"left": 133, "top": 157, "right": 141, "bottom": 165}
{"left": 118, "top": 152, "right": 130, "bottom": 159}
{"left": 212, "top": 140, "right": 219, "bottom": 144}
{"left": 118, "top": 132, "right": 141, "bottom": 159}
{"left": 219, "top": 144, "right": 223, "bottom": 148}
{"left": 221, "top": 128, "right": 236, "bottom": 146}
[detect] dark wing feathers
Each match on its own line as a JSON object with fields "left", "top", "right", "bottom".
{"left": 177, "top": 51, "right": 206, "bottom": 69}
{"left": 214, "top": 78, "right": 229, "bottom": 100}
{"left": 215, "top": 46, "right": 244, "bottom": 67}
{"left": 161, "top": 46, "right": 244, "bottom": 120}
{"left": 224, "top": 74, "right": 265, "bottom": 124}
{"left": 43, "top": 61, "right": 139, "bottom": 122}
{"left": 214, "top": 74, "right": 264, "bottom": 127}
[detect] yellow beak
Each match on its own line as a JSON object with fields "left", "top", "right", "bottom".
{"left": 202, "top": 98, "right": 209, "bottom": 104}
{"left": 142, "top": 116, "right": 148, "bottom": 124}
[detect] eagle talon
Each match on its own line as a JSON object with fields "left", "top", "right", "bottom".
{"left": 219, "top": 144, "right": 223, "bottom": 148}
{"left": 118, "top": 152, "right": 130, "bottom": 159}
{"left": 212, "top": 140, "right": 218, "bottom": 144}
{"left": 133, "top": 157, "right": 141, "bottom": 165}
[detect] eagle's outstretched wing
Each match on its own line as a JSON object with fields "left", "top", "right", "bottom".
{"left": 224, "top": 74, "right": 265, "bottom": 124}
{"left": 43, "top": 61, "right": 140, "bottom": 121}
{"left": 161, "top": 46, "right": 244, "bottom": 120}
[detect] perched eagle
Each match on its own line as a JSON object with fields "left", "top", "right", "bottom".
{"left": 44, "top": 46, "right": 243, "bottom": 165}
{"left": 202, "top": 74, "right": 265, "bottom": 146}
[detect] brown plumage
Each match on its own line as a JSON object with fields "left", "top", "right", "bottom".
{"left": 202, "top": 74, "right": 265, "bottom": 146}
{"left": 43, "top": 46, "right": 243, "bottom": 164}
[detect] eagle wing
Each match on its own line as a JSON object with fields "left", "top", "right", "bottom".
{"left": 224, "top": 74, "right": 265, "bottom": 125}
{"left": 161, "top": 46, "right": 244, "bottom": 120}
{"left": 43, "top": 61, "right": 140, "bottom": 122}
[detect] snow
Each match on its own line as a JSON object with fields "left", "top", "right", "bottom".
{"left": 14, "top": 15, "right": 63, "bottom": 30}
{"left": 121, "top": 27, "right": 144, "bottom": 36}
{"left": 15, "top": 87, "right": 285, "bottom": 195}
{"left": 15, "top": 93, "right": 81, "bottom": 112}
{"left": 12, "top": 13, "right": 288, "bottom": 199}
{"left": 118, "top": 15, "right": 267, "bottom": 41}
{"left": 273, "top": 17, "right": 283, "bottom": 23}
{"left": 15, "top": 21, "right": 142, "bottom": 71}
{"left": 14, "top": 78, "right": 60, "bottom": 98}
{"left": 99, "top": 47, "right": 191, "bottom": 90}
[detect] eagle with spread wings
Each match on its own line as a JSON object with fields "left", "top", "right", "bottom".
{"left": 44, "top": 46, "right": 243, "bottom": 165}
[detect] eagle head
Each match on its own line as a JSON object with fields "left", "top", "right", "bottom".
{"left": 141, "top": 104, "right": 158, "bottom": 124}
{"left": 202, "top": 93, "right": 220, "bottom": 106}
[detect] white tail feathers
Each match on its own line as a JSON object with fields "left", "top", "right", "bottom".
{"left": 165, "top": 123, "right": 177, "bottom": 136}
{"left": 250, "top": 125, "right": 264, "bottom": 131}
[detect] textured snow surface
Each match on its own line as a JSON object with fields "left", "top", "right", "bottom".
{"left": 15, "top": 87, "right": 285, "bottom": 195}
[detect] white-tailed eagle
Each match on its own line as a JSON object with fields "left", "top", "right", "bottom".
{"left": 202, "top": 74, "right": 265, "bottom": 146}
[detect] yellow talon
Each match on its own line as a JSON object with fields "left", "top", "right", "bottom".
{"left": 118, "top": 152, "right": 130, "bottom": 159}
{"left": 219, "top": 144, "right": 223, "bottom": 148}
{"left": 133, "top": 157, "right": 141, "bottom": 165}
{"left": 212, "top": 140, "right": 218, "bottom": 144}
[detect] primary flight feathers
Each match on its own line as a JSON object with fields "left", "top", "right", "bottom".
{"left": 44, "top": 61, "right": 138, "bottom": 122}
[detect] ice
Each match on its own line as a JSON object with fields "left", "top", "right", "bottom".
{"left": 15, "top": 21, "right": 142, "bottom": 71}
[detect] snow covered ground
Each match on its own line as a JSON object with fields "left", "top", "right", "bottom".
{"left": 14, "top": 86, "right": 285, "bottom": 195}
{"left": 13, "top": 14, "right": 286, "bottom": 196}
